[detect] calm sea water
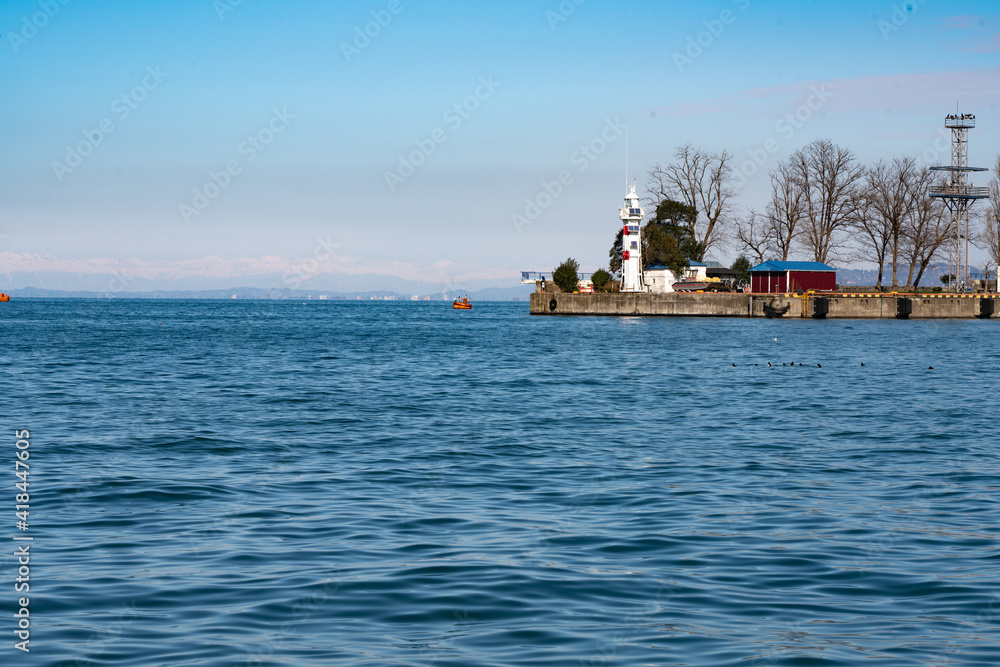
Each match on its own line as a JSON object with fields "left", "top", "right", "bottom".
{"left": 3, "top": 300, "right": 999, "bottom": 666}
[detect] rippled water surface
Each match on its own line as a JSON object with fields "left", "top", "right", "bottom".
{"left": 3, "top": 300, "right": 999, "bottom": 666}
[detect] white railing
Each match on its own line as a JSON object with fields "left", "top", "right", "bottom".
{"left": 929, "top": 185, "right": 990, "bottom": 198}
{"left": 945, "top": 115, "right": 975, "bottom": 129}
{"left": 521, "top": 271, "right": 598, "bottom": 283}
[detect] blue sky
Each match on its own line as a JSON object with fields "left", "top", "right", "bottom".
{"left": 2, "top": 0, "right": 999, "bottom": 289}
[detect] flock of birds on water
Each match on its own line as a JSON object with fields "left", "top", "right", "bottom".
{"left": 732, "top": 338, "right": 934, "bottom": 370}
{"left": 731, "top": 363, "right": 933, "bottom": 369}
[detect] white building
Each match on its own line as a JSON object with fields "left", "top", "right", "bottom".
{"left": 644, "top": 264, "right": 678, "bottom": 294}
{"left": 644, "top": 262, "right": 709, "bottom": 294}
{"left": 688, "top": 262, "right": 708, "bottom": 281}
{"left": 619, "top": 183, "right": 645, "bottom": 292}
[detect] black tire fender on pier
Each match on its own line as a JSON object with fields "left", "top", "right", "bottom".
{"left": 549, "top": 299, "right": 557, "bottom": 312}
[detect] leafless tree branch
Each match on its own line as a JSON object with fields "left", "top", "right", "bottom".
{"left": 646, "top": 145, "right": 740, "bottom": 261}
{"left": 791, "top": 140, "right": 866, "bottom": 264}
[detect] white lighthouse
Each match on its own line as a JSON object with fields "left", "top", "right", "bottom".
{"left": 619, "top": 182, "right": 645, "bottom": 292}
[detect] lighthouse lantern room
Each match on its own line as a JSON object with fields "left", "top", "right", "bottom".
{"left": 619, "top": 182, "right": 645, "bottom": 292}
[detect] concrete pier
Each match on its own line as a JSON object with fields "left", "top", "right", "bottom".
{"left": 529, "top": 292, "right": 999, "bottom": 319}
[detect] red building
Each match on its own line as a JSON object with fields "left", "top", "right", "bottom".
{"left": 750, "top": 261, "right": 837, "bottom": 293}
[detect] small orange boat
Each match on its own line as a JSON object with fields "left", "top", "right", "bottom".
{"left": 0, "top": 293, "right": 9, "bottom": 302}
{"left": 452, "top": 296, "right": 472, "bottom": 310}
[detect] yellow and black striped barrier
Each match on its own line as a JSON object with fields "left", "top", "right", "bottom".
{"left": 748, "top": 292, "right": 1000, "bottom": 299}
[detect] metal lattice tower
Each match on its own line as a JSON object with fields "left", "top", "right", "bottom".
{"left": 929, "top": 114, "right": 989, "bottom": 291}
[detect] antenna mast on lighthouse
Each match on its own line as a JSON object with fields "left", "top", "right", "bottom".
{"left": 625, "top": 129, "right": 629, "bottom": 192}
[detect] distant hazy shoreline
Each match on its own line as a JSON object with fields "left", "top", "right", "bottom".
{"left": 3, "top": 287, "right": 530, "bottom": 302}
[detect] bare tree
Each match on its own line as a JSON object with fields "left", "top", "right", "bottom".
{"left": 854, "top": 192, "right": 893, "bottom": 290}
{"left": 902, "top": 168, "right": 952, "bottom": 287}
{"left": 973, "top": 155, "right": 1000, "bottom": 271}
{"left": 735, "top": 162, "right": 805, "bottom": 263}
{"left": 735, "top": 210, "right": 770, "bottom": 264}
{"left": 764, "top": 160, "right": 805, "bottom": 261}
{"left": 790, "top": 140, "right": 866, "bottom": 264}
{"left": 647, "top": 145, "right": 740, "bottom": 261}
{"left": 857, "top": 157, "right": 919, "bottom": 289}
